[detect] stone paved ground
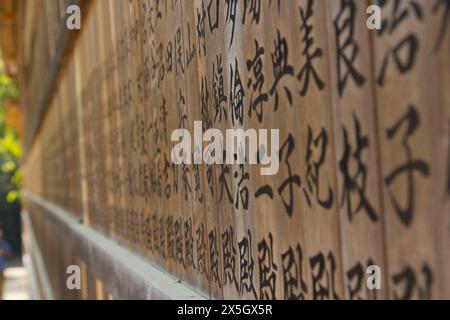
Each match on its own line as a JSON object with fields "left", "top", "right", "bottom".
{"left": 2, "top": 258, "right": 31, "bottom": 300}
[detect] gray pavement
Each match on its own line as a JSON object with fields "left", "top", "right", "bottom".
{"left": 2, "top": 258, "right": 31, "bottom": 300}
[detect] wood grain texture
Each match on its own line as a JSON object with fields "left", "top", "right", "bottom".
{"left": 17, "top": 0, "right": 449, "bottom": 299}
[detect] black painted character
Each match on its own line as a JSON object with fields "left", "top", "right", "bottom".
{"left": 225, "top": 0, "right": 238, "bottom": 47}
{"left": 310, "top": 251, "right": 340, "bottom": 300}
{"left": 384, "top": 105, "right": 429, "bottom": 226}
{"left": 339, "top": 114, "right": 378, "bottom": 222}
{"left": 196, "top": 223, "right": 208, "bottom": 277}
{"left": 243, "top": 0, "right": 262, "bottom": 25}
{"left": 213, "top": 54, "right": 228, "bottom": 123}
{"left": 334, "top": 0, "right": 366, "bottom": 96}
{"left": 209, "top": 228, "right": 221, "bottom": 286}
{"left": 376, "top": 0, "right": 423, "bottom": 85}
{"left": 255, "top": 134, "right": 301, "bottom": 217}
{"left": 234, "top": 164, "right": 250, "bottom": 211}
{"left": 184, "top": 218, "right": 196, "bottom": 269}
{"left": 281, "top": 243, "right": 308, "bottom": 300}
{"left": 238, "top": 230, "right": 258, "bottom": 299}
{"left": 258, "top": 232, "right": 278, "bottom": 300}
{"left": 346, "top": 259, "right": 378, "bottom": 300}
{"left": 222, "top": 226, "right": 239, "bottom": 291}
{"left": 392, "top": 264, "right": 433, "bottom": 299}
{"left": 247, "top": 39, "right": 268, "bottom": 122}
{"left": 269, "top": 30, "right": 294, "bottom": 112}
{"left": 229, "top": 58, "right": 245, "bottom": 126}
{"left": 303, "top": 126, "right": 334, "bottom": 209}
{"left": 432, "top": 0, "right": 450, "bottom": 52}
{"left": 207, "top": 0, "right": 220, "bottom": 33}
{"left": 196, "top": 2, "right": 207, "bottom": 58}
{"left": 298, "top": 0, "right": 325, "bottom": 96}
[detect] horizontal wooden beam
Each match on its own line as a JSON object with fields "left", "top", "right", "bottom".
{"left": 22, "top": 210, "right": 54, "bottom": 300}
{"left": 23, "top": 190, "right": 206, "bottom": 300}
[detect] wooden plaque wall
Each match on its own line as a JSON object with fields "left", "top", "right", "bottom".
{"left": 19, "top": 0, "right": 449, "bottom": 299}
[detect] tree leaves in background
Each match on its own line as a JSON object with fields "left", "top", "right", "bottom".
{"left": 0, "top": 56, "right": 21, "bottom": 203}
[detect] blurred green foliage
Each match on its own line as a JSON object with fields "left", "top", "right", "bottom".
{"left": 0, "top": 58, "right": 21, "bottom": 204}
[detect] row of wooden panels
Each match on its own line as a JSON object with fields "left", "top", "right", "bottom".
{"left": 21, "top": 0, "right": 449, "bottom": 299}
